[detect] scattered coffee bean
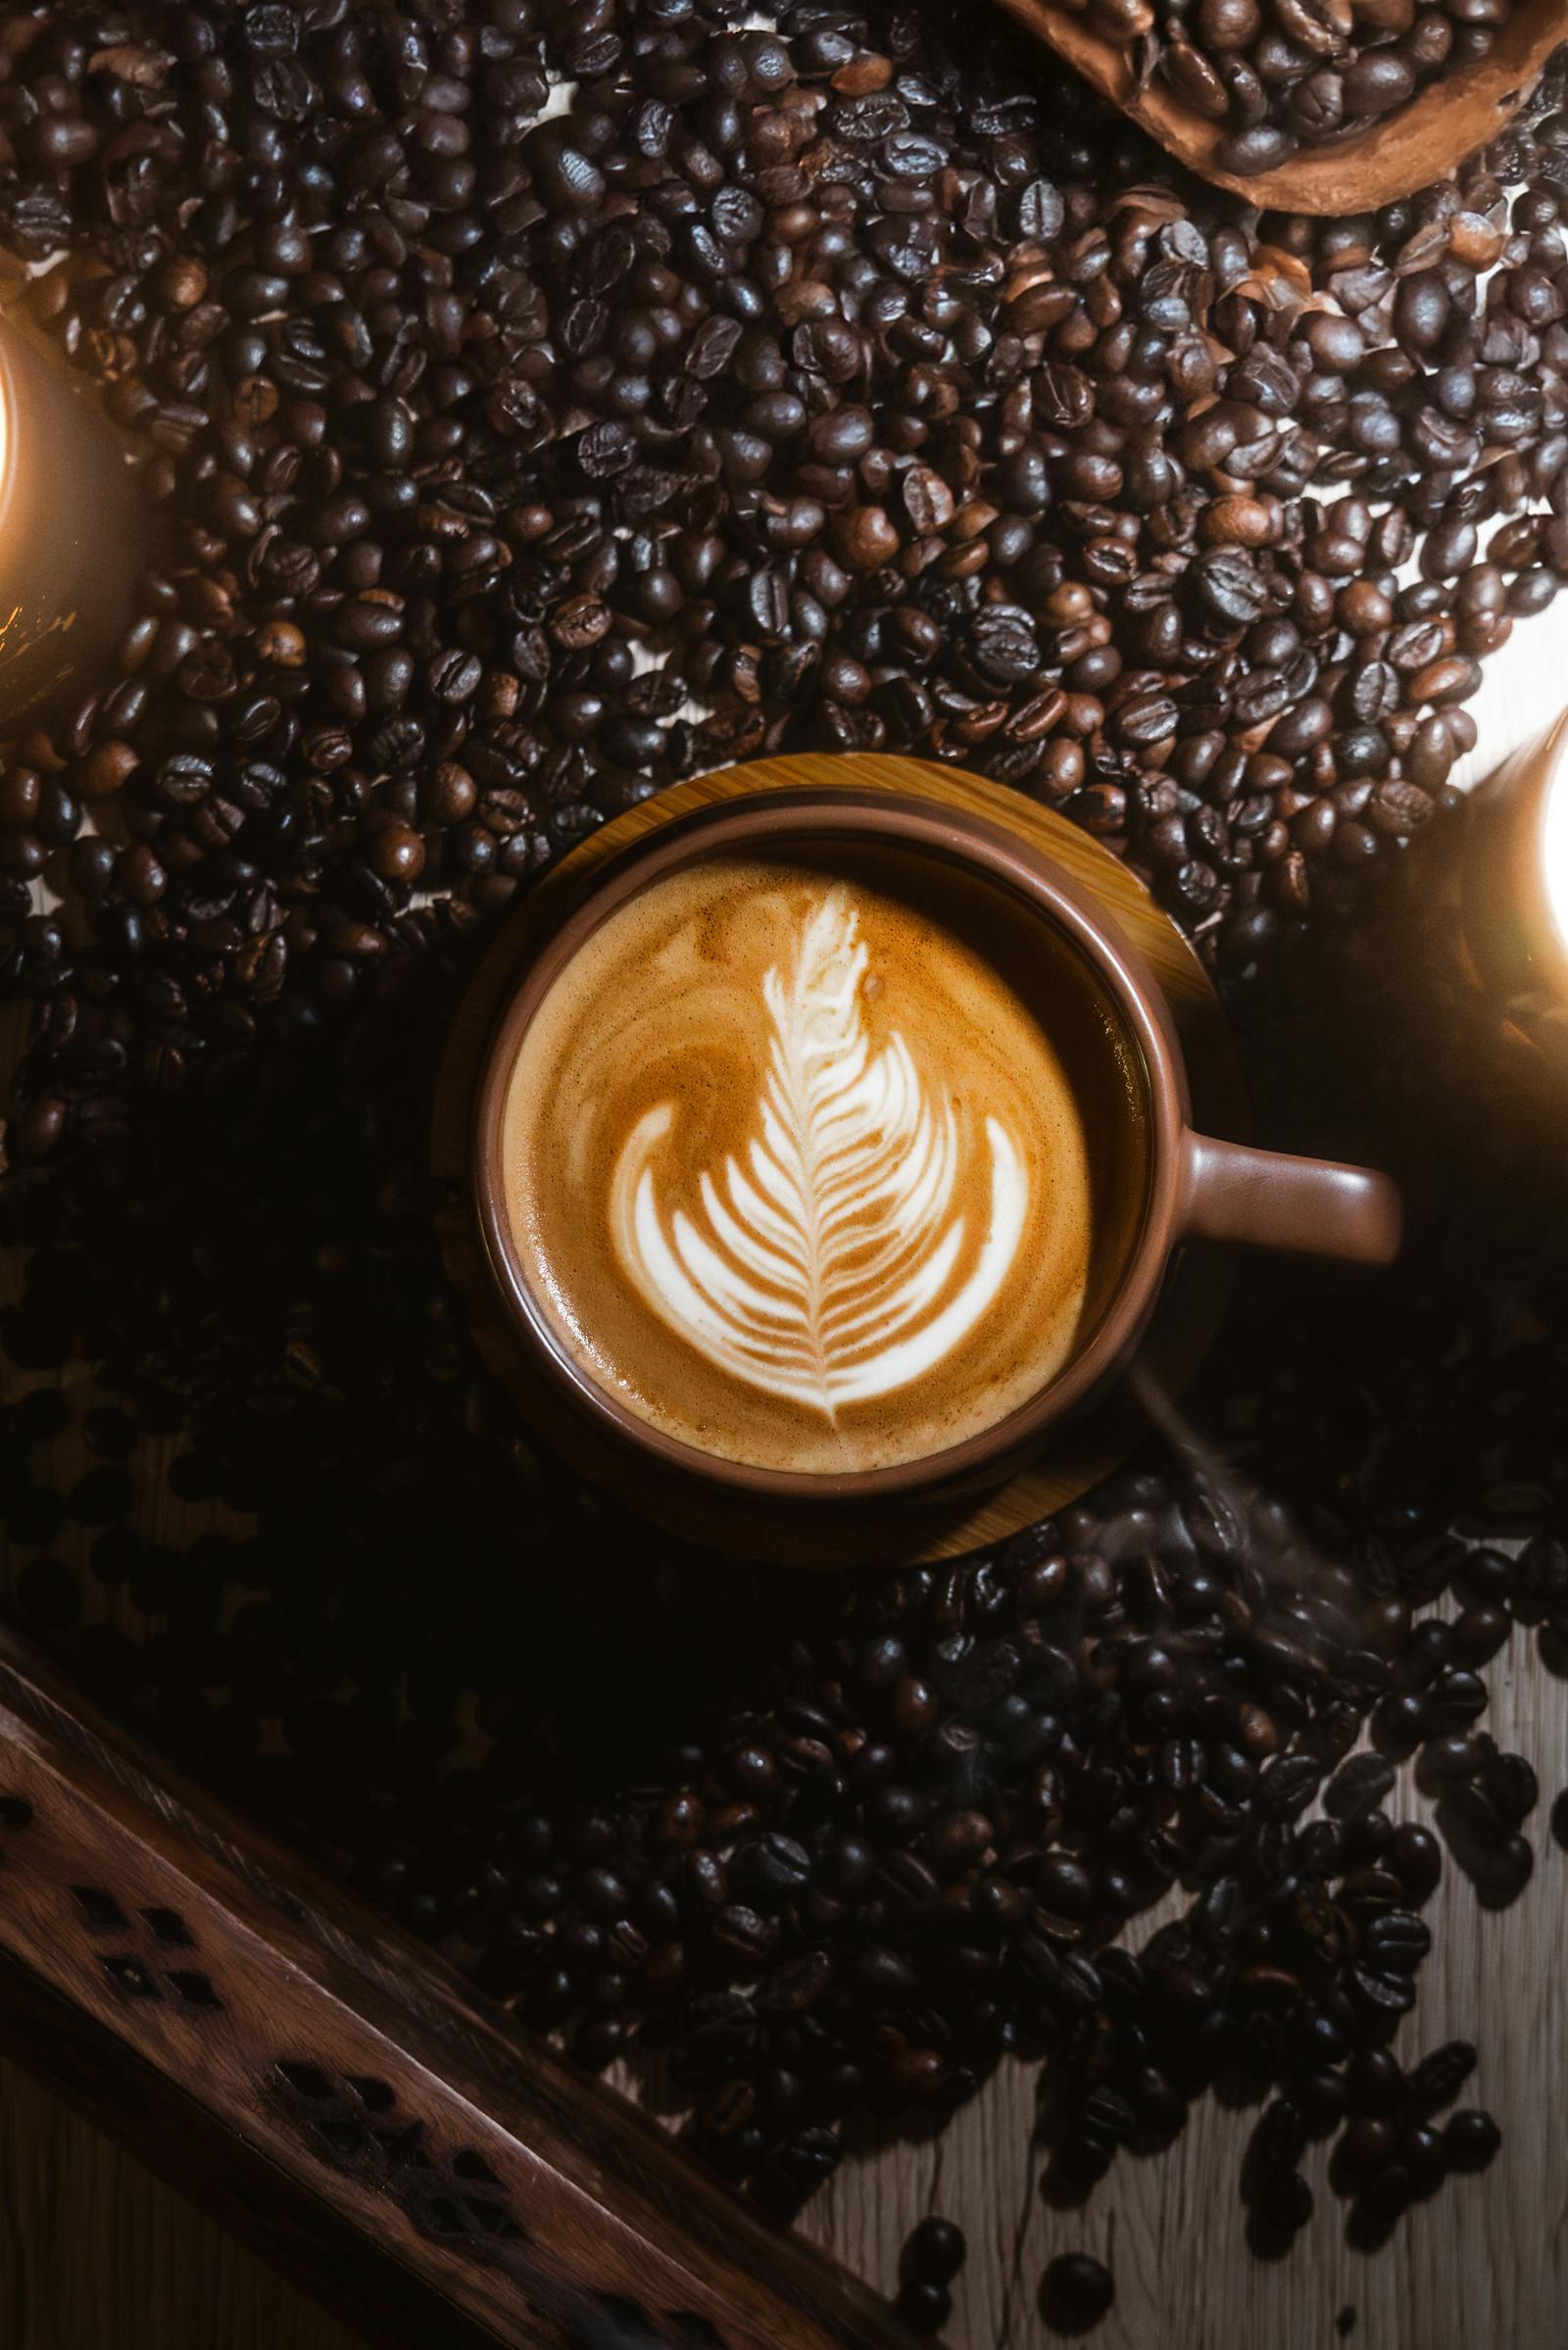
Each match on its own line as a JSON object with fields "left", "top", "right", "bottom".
{"left": 902, "top": 2218, "right": 966, "bottom": 2288}
{"left": 1258, "top": 2170, "right": 1313, "bottom": 2231}
{"left": 1399, "top": 2123, "right": 1449, "bottom": 2195}
{"left": 1477, "top": 1752, "right": 1539, "bottom": 1825}
{"left": 1358, "top": 2161, "right": 1412, "bottom": 2227}
{"left": 1345, "top": 2050, "right": 1404, "bottom": 2116}
{"left": 895, "top": 2282, "right": 951, "bottom": 2336}
{"left": 1444, "top": 2110, "right": 1502, "bottom": 2173}
{"left": 1042, "top": 2252, "right": 1115, "bottom": 2326}
{"left": 1404, "top": 2042, "right": 1477, "bottom": 2114}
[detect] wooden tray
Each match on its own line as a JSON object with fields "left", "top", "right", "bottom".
{"left": 0, "top": 1627, "right": 908, "bottom": 2350}
{"left": 432, "top": 753, "right": 1244, "bottom": 1565}
{"left": 992, "top": 0, "right": 1564, "bottom": 216}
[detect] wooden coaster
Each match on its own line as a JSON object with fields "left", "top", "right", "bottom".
{"left": 433, "top": 754, "right": 1244, "bottom": 1566}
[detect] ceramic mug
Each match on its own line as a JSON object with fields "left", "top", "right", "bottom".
{"left": 471, "top": 789, "right": 1402, "bottom": 1517}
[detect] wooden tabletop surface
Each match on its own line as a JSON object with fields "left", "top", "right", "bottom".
{"left": 0, "top": 2053, "right": 354, "bottom": 2350}
{"left": 5, "top": 588, "right": 1568, "bottom": 2350}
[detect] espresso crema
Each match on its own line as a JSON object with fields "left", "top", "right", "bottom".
{"left": 500, "top": 850, "right": 1103, "bottom": 1474}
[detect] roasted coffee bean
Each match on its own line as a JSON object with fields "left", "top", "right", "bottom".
{"left": 1451, "top": 1603, "right": 1510, "bottom": 1666}
{"left": 1357, "top": 2160, "right": 1413, "bottom": 2227}
{"left": 1258, "top": 2170, "right": 1313, "bottom": 2231}
{"left": 1362, "top": 1912, "right": 1431, "bottom": 1974}
{"left": 901, "top": 2217, "right": 966, "bottom": 2287}
{"left": 1297, "top": 2070, "right": 1350, "bottom": 2132}
{"left": 1426, "top": 1670, "right": 1488, "bottom": 1727}
{"left": 1210, "top": 110, "right": 1294, "bottom": 166}
{"left": 1041, "top": 2252, "right": 1114, "bottom": 2325}
{"left": 1416, "top": 1732, "right": 1489, "bottom": 1789}
{"left": 1341, "top": 2112, "right": 1399, "bottom": 2174}
{"left": 895, "top": 2283, "right": 951, "bottom": 2336}
{"left": 1325, "top": 1751, "right": 1397, "bottom": 1819}
{"left": 1517, "top": 1535, "right": 1568, "bottom": 1618}
{"left": 1404, "top": 2041, "right": 1477, "bottom": 2114}
{"left": 1345, "top": 2043, "right": 1403, "bottom": 2114}
{"left": 1342, "top": 1810, "right": 1395, "bottom": 1869}
{"left": 730, "top": 1834, "right": 813, "bottom": 1910}
{"left": 1376, "top": 1690, "right": 1430, "bottom": 1750}
{"left": 1254, "top": 2096, "right": 1308, "bottom": 2178}
{"left": 1390, "top": 1824, "right": 1444, "bottom": 1906}
{"left": 1445, "top": 2110, "right": 1501, "bottom": 2172}
{"left": 1400, "top": 2120, "right": 1448, "bottom": 2194}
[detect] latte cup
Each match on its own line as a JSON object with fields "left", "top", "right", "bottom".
{"left": 470, "top": 790, "right": 1401, "bottom": 1531}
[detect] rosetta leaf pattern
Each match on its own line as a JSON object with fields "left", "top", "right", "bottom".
{"left": 610, "top": 887, "right": 1028, "bottom": 1422}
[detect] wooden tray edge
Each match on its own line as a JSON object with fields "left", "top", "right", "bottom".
{"left": 0, "top": 1626, "right": 915, "bottom": 2350}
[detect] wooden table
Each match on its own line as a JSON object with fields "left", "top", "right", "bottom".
{"left": 4, "top": 617, "right": 1567, "bottom": 2350}
{"left": 0, "top": 2052, "right": 355, "bottom": 2350}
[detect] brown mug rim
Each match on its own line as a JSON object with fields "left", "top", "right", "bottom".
{"left": 470, "top": 787, "right": 1192, "bottom": 1503}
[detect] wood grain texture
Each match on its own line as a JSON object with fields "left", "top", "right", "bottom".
{"left": 0, "top": 1938, "right": 505, "bottom": 2350}
{"left": 433, "top": 753, "right": 1244, "bottom": 1564}
{"left": 990, "top": 0, "right": 1563, "bottom": 215}
{"left": 0, "top": 2051, "right": 358, "bottom": 2350}
{"left": 0, "top": 1633, "right": 910, "bottom": 2350}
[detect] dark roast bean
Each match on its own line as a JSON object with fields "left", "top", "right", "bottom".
{"left": 1041, "top": 2253, "right": 1114, "bottom": 2325}
{"left": 1404, "top": 2041, "right": 1477, "bottom": 2113}
{"left": 902, "top": 2217, "right": 966, "bottom": 2287}
{"left": 1444, "top": 2111, "right": 1501, "bottom": 2172}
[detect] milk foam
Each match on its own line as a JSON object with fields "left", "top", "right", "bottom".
{"left": 500, "top": 850, "right": 1106, "bottom": 1475}
{"left": 608, "top": 887, "right": 1030, "bottom": 1418}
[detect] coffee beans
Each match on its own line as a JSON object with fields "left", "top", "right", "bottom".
{"left": 903, "top": 2218, "right": 966, "bottom": 2286}
{"left": 1445, "top": 2110, "right": 1502, "bottom": 2172}
{"left": 1042, "top": 2252, "right": 1115, "bottom": 2326}
{"left": 1106, "top": 0, "right": 1526, "bottom": 171}
{"left": 1404, "top": 2041, "right": 1477, "bottom": 2113}
{"left": 0, "top": 12, "right": 1561, "bottom": 1022}
{"left": 898, "top": 2217, "right": 965, "bottom": 2331}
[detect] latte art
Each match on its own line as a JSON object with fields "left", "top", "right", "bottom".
{"left": 610, "top": 888, "right": 1029, "bottom": 1419}
{"left": 500, "top": 849, "right": 1111, "bottom": 1475}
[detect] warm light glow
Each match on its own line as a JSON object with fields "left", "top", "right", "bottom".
{"left": 1544, "top": 741, "right": 1568, "bottom": 955}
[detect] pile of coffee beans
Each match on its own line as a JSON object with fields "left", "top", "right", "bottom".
{"left": 1111, "top": 0, "right": 1524, "bottom": 176}
{"left": 0, "top": 0, "right": 1567, "bottom": 1040}
{"left": 2, "top": 0, "right": 1567, "bottom": 2320}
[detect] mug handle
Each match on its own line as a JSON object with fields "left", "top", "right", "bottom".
{"left": 1178, "top": 1132, "right": 1402, "bottom": 1266}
